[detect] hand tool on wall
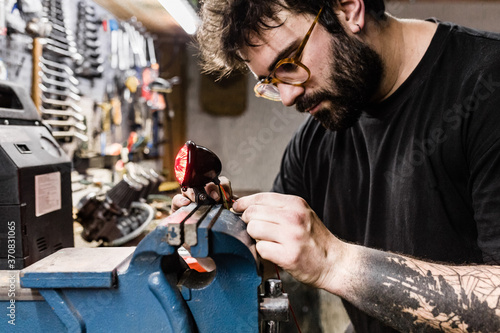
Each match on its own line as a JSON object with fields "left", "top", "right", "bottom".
{"left": 38, "top": 0, "right": 87, "bottom": 143}
{"left": 123, "top": 21, "right": 147, "bottom": 69}
{"left": 98, "top": 100, "right": 112, "bottom": 132}
{"left": 45, "top": 36, "right": 77, "bottom": 53}
{"left": 41, "top": 95, "right": 82, "bottom": 112}
{"left": 39, "top": 62, "right": 79, "bottom": 86}
{"left": 147, "top": 34, "right": 157, "bottom": 66}
{"left": 40, "top": 72, "right": 80, "bottom": 95}
{"left": 74, "top": 0, "right": 104, "bottom": 78}
{"left": 110, "top": 18, "right": 119, "bottom": 69}
{"left": 25, "top": 17, "right": 51, "bottom": 113}
{"left": 39, "top": 83, "right": 81, "bottom": 102}
{"left": 39, "top": 56, "right": 75, "bottom": 75}
{"left": 119, "top": 28, "right": 129, "bottom": 70}
{"left": 40, "top": 107, "right": 85, "bottom": 122}
{"left": 111, "top": 92, "right": 122, "bottom": 126}
{"left": 44, "top": 118, "right": 87, "bottom": 132}
{"left": 51, "top": 128, "right": 89, "bottom": 142}
{"left": 45, "top": 30, "right": 76, "bottom": 48}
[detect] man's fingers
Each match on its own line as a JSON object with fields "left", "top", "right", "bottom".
{"left": 241, "top": 205, "right": 284, "bottom": 225}
{"left": 233, "top": 192, "right": 289, "bottom": 212}
{"left": 255, "top": 241, "right": 286, "bottom": 266}
{"left": 246, "top": 219, "right": 283, "bottom": 241}
{"left": 203, "top": 177, "right": 233, "bottom": 202}
{"left": 171, "top": 193, "right": 193, "bottom": 213}
{"left": 183, "top": 188, "right": 196, "bottom": 201}
{"left": 205, "top": 183, "right": 221, "bottom": 201}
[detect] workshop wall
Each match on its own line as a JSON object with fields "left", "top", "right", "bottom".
{"left": 4, "top": 0, "right": 110, "bottom": 150}
{"left": 186, "top": 0, "right": 500, "bottom": 193}
{"left": 1, "top": 0, "right": 167, "bottom": 177}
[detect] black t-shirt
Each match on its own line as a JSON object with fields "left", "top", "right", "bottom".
{"left": 272, "top": 22, "right": 500, "bottom": 332}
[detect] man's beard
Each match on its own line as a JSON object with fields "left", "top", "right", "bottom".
{"left": 296, "top": 29, "right": 384, "bottom": 131}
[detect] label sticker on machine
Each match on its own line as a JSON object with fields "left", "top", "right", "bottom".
{"left": 35, "top": 172, "right": 62, "bottom": 217}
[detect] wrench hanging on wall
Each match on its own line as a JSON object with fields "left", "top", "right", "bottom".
{"left": 36, "top": 0, "right": 88, "bottom": 143}
{"left": 75, "top": 0, "right": 104, "bottom": 78}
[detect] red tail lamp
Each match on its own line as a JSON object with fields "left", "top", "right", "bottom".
{"left": 174, "top": 141, "right": 222, "bottom": 204}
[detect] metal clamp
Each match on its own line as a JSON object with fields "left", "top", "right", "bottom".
{"left": 260, "top": 279, "right": 290, "bottom": 333}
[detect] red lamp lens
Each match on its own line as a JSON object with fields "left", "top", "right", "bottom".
{"left": 174, "top": 144, "right": 189, "bottom": 185}
{"left": 174, "top": 140, "right": 221, "bottom": 192}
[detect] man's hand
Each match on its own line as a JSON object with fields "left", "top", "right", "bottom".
{"left": 171, "top": 176, "right": 233, "bottom": 213}
{"left": 232, "top": 192, "right": 345, "bottom": 289}
{"left": 233, "top": 195, "right": 500, "bottom": 332}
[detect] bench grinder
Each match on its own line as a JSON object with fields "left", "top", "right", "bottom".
{"left": 0, "top": 81, "right": 73, "bottom": 269}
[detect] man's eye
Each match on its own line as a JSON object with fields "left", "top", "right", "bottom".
{"left": 276, "top": 62, "right": 300, "bottom": 73}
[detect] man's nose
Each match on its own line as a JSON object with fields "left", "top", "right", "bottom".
{"left": 277, "top": 84, "right": 305, "bottom": 107}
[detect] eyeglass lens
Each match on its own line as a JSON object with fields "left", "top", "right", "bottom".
{"left": 255, "top": 84, "right": 281, "bottom": 101}
{"left": 274, "top": 62, "right": 309, "bottom": 84}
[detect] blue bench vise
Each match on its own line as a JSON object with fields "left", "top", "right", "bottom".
{"left": 0, "top": 203, "right": 289, "bottom": 332}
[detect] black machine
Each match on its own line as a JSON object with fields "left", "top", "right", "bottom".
{"left": 0, "top": 81, "right": 73, "bottom": 269}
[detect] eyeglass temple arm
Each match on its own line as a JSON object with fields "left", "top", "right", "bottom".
{"left": 294, "top": 7, "right": 323, "bottom": 58}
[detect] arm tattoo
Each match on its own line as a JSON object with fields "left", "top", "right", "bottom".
{"left": 350, "top": 252, "right": 500, "bottom": 332}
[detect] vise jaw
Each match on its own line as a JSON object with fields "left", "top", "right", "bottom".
{"left": 0, "top": 203, "right": 288, "bottom": 332}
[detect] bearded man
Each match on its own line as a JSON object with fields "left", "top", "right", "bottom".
{"left": 174, "top": 0, "right": 500, "bottom": 331}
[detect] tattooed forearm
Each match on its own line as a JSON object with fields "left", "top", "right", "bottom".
{"left": 345, "top": 248, "right": 500, "bottom": 332}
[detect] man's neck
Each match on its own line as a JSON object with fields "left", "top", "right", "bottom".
{"left": 366, "top": 15, "right": 438, "bottom": 103}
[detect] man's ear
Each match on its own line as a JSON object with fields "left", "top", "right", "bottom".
{"left": 337, "top": 0, "right": 365, "bottom": 34}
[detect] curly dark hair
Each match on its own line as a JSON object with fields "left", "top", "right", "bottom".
{"left": 197, "top": 0, "right": 386, "bottom": 77}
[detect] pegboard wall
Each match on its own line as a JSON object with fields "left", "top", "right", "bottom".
{"left": 0, "top": 0, "right": 167, "bottom": 167}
